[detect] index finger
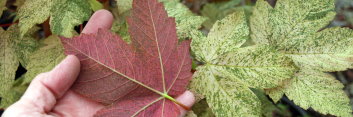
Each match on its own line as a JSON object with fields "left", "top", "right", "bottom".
{"left": 82, "top": 9, "right": 114, "bottom": 34}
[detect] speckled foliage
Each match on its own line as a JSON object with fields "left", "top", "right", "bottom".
{"left": 114, "top": 0, "right": 206, "bottom": 40}
{"left": 18, "top": 0, "right": 92, "bottom": 37}
{"left": 0, "top": 28, "right": 18, "bottom": 108}
{"left": 189, "top": 11, "right": 296, "bottom": 116}
{"left": 22, "top": 35, "right": 66, "bottom": 84}
{"left": 251, "top": 0, "right": 353, "bottom": 116}
{"left": 0, "top": 25, "right": 38, "bottom": 107}
{"left": 0, "top": 0, "right": 6, "bottom": 17}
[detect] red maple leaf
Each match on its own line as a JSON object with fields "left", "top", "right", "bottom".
{"left": 60, "top": 0, "right": 192, "bottom": 116}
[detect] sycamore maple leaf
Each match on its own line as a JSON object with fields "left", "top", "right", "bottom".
{"left": 189, "top": 11, "right": 296, "bottom": 116}
{"left": 60, "top": 0, "right": 192, "bottom": 116}
{"left": 251, "top": 0, "right": 353, "bottom": 116}
{"left": 18, "top": 0, "right": 91, "bottom": 37}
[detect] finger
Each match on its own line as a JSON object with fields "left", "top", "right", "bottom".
{"left": 48, "top": 91, "right": 104, "bottom": 116}
{"left": 19, "top": 55, "right": 80, "bottom": 112}
{"left": 82, "top": 9, "right": 114, "bottom": 34}
{"left": 41, "top": 55, "right": 81, "bottom": 98}
{"left": 176, "top": 90, "right": 195, "bottom": 116}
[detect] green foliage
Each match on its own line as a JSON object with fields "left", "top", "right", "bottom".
{"left": 116, "top": 0, "right": 133, "bottom": 14}
{"left": 18, "top": 0, "right": 92, "bottom": 37}
{"left": 50, "top": 0, "right": 91, "bottom": 37}
{"left": 0, "top": 25, "right": 38, "bottom": 107}
{"left": 113, "top": 0, "right": 206, "bottom": 40}
{"left": 250, "top": 0, "right": 353, "bottom": 116}
{"left": 0, "top": 0, "right": 6, "bottom": 17}
{"left": 0, "top": 77, "right": 27, "bottom": 108}
{"left": 162, "top": 0, "right": 206, "bottom": 39}
{"left": 88, "top": 0, "right": 103, "bottom": 11}
{"left": 3, "top": 25, "right": 39, "bottom": 67}
{"left": 267, "top": 71, "right": 352, "bottom": 117}
{"left": 0, "top": 28, "right": 18, "bottom": 107}
{"left": 190, "top": 11, "right": 297, "bottom": 116}
{"left": 201, "top": 0, "right": 242, "bottom": 29}
{"left": 0, "top": 24, "right": 64, "bottom": 108}
{"left": 22, "top": 35, "right": 65, "bottom": 85}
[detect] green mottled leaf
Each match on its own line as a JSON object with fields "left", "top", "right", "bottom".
{"left": 22, "top": 35, "right": 66, "bottom": 84}
{"left": 266, "top": 71, "right": 352, "bottom": 117}
{"left": 251, "top": 0, "right": 336, "bottom": 46}
{"left": 88, "top": 0, "right": 103, "bottom": 11}
{"left": 162, "top": 0, "right": 206, "bottom": 39}
{"left": 250, "top": 0, "right": 353, "bottom": 71}
{"left": 191, "top": 66, "right": 261, "bottom": 116}
{"left": 18, "top": 0, "right": 91, "bottom": 37}
{"left": 284, "top": 27, "right": 353, "bottom": 71}
{"left": 190, "top": 11, "right": 296, "bottom": 116}
{"left": 0, "top": 28, "right": 19, "bottom": 107}
{"left": 191, "top": 11, "right": 248, "bottom": 62}
{"left": 111, "top": 16, "right": 130, "bottom": 43}
{"left": 18, "top": 0, "right": 51, "bottom": 37}
{"left": 4, "top": 25, "right": 39, "bottom": 67}
{"left": 214, "top": 46, "right": 296, "bottom": 89}
{"left": 250, "top": 1, "right": 353, "bottom": 116}
{"left": 0, "top": 25, "right": 38, "bottom": 107}
{"left": 0, "top": 77, "right": 28, "bottom": 108}
{"left": 0, "top": 0, "right": 6, "bottom": 17}
{"left": 200, "top": 0, "right": 241, "bottom": 29}
{"left": 50, "top": 0, "right": 91, "bottom": 37}
{"left": 249, "top": 0, "right": 272, "bottom": 45}
{"left": 114, "top": 0, "right": 205, "bottom": 39}
{"left": 116, "top": 0, "right": 133, "bottom": 14}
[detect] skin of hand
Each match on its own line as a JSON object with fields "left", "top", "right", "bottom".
{"left": 2, "top": 10, "right": 195, "bottom": 117}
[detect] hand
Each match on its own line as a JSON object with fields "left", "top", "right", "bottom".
{"left": 2, "top": 10, "right": 195, "bottom": 117}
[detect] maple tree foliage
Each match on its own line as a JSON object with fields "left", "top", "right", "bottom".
{"left": 60, "top": 0, "right": 192, "bottom": 116}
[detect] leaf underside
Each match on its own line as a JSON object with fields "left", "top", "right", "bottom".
{"left": 61, "top": 0, "right": 192, "bottom": 116}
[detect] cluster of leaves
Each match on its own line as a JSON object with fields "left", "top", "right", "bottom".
{"left": 1, "top": 0, "right": 353, "bottom": 117}
{"left": 191, "top": 0, "right": 353, "bottom": 116}
{"left": 0, "top": 0, "right": 96, "bottom": 108}
{"left": 17, "top": 0, "right": 101, "bottom": 37}
{"left": 0, "top": 23, "right": 65, "bottom": 107}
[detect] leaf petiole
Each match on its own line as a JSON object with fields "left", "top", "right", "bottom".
{"left": 161, "top": 93, "right": 190, "bottom": 111}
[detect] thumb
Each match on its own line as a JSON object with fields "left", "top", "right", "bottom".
{"left": 176, "top": 91, "right": 195, "bottom": 117}
{"left": 3, "top": 55, "right": 80, "bottom": 116}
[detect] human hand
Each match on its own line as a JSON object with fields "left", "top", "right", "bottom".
{"left": 2, "top": 10, "right": 195, "bottom": 117}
